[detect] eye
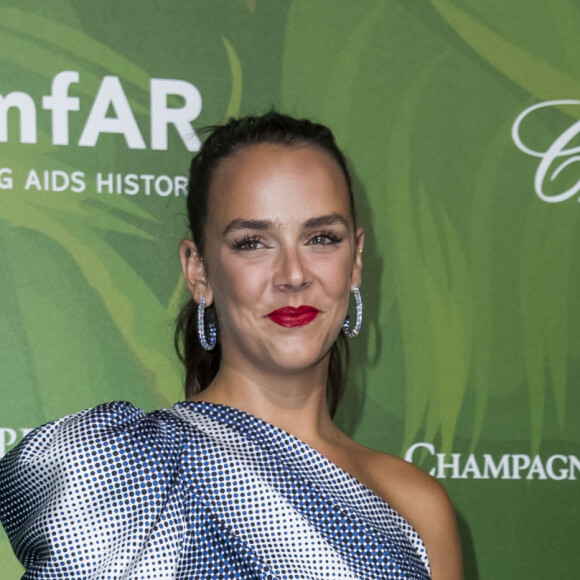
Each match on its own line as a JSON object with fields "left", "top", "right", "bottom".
{"left": 231, "top": 235, "right": 266, "bottom": 251}
{"left": 307, "top": 231, "right": 343, "bottom": 245}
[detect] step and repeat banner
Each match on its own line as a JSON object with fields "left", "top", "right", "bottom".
{"left": 1, "top": 1, "right": 578, "bottom": 577}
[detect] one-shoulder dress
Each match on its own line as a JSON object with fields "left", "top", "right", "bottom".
{"left": 0, "top": 401, "right": 431, "bottom": 579}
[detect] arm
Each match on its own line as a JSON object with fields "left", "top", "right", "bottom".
{"left": 367, "top": 452, "right": 464, "bottom": 580}
{"left": 0, "top": 402, "right": 182, "bottom": 578}
{"left": 411, "top": 475, "right": 463, "bottom": 580}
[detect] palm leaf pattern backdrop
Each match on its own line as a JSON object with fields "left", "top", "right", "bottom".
{"left": 0, "top": 1, "right": 578, "bottom": 578}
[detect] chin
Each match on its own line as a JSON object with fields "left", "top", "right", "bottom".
{"left": 264, "top": 340, "right": 332, "bottom": 372}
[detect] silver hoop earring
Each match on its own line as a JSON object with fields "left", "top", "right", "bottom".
{"left": 342, "top": 285, "right": 363, "bottom": 339}
{"left": 197, "top": 296, "right": 217, "bottom": 351}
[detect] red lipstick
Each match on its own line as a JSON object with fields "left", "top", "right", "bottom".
{"left": 267, "top": 306, "right": 319, "bottom": 327}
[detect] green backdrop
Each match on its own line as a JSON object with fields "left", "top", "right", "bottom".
{"left": 1, "top": 1, "right": 578, "bottom": 578}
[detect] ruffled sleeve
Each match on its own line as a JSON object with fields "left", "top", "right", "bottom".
{"left": 0, "top": 402, "right": 186, "bottom": 578}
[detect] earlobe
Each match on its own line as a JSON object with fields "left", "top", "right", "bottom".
{"left": 179, "top": 239, "right": 214, "bottom": 305}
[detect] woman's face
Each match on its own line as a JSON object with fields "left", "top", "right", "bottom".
{"left": 193, "top": 143, "right": 363, "bottom": 377}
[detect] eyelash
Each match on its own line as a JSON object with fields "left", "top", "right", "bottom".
{"left": 307, "top": 231, "right": 343, "bottom": 245}
{"left": 231, "top": 235, "right": 264, "bottom": 251}
{"left": 231, "top": 231, "right": 343, "bottom": 251}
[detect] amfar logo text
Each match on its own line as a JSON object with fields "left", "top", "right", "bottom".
{"left": 406, "top": 442, "right": 580, "bottom": 481}
{"left": 512, "top": 99, "right": 580, "bottom": 203}
{"left": 0, "top": 71, "right": 202, "bottom": 151}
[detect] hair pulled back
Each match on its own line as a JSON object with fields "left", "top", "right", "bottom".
{"left": 174, "top": 111, "right": 357, "bottom": 417}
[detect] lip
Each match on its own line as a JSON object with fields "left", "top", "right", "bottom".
{"left": 267, "top": 306, "right": 319, "bottom": 328}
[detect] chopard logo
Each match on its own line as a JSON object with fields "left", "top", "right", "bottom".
{"left": 512, "top": 99, "right": 580, "bottom": 203}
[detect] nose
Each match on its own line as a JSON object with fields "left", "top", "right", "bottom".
{"left": 273, "top": 246, "right": 311, "bottom": 292}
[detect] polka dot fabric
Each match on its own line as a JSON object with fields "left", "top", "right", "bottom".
{"left": 0, "top": 402, "right": 431, "bottom": 579}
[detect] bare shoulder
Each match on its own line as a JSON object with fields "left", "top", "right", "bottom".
{"left": 341, "top": 439, "right": 464, "bottom": 580}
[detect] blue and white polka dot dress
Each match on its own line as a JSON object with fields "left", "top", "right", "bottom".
{"left": 0, "top": 402, "right": 431, "bottom": 579}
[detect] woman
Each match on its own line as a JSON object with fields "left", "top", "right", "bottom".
{"left": 0, "top": 112, "right": 462, "bottom": 579}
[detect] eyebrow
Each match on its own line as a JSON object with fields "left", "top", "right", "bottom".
{"left": 303, "top": 214, "right": 349, "bottom": 229}
{"left": 223, "top": 219, "right": 271, "bottom": 235}
{"left": 222, "top": 213, "right": 349, "bottom": 236}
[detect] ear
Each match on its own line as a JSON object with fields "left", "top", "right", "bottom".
{"left": 179, "top": 239, "right": 214, "bottom": 306}
{"left": 350, "top": 227, "right": 365, "bottom": 289}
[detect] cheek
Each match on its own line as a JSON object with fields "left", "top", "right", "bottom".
{"left": 317, "top": 254, "right": 354, "bottom": 294}
{"left": 209, "top": 256, "right": 268, "bottom": 320}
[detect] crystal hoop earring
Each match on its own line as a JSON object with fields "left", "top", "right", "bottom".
{"left": 342, "top": 285, "right": 363, "bottom": 339}
{"left": 197, "top": 296, "right": 217, "bottom": 351}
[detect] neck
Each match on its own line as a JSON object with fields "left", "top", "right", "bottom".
{"left": 192, "top": 361, "right": 338, "bottom": 443}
